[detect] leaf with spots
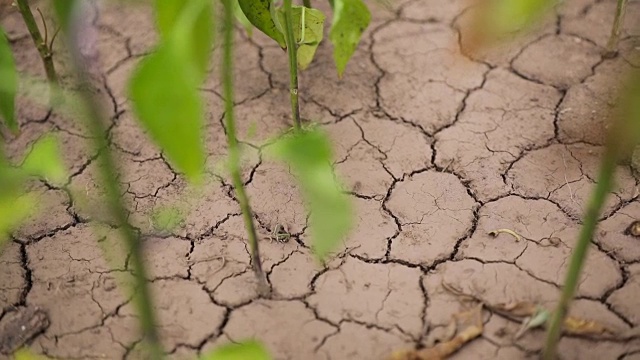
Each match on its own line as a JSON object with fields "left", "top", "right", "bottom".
{"left": 267, "top": 128, "right": 353, "bottom": 260}
{"left": 328, "top": 0, "right": 371, "bottom": 77}
{"left": 233, "top": 0, "right": 254, "bottom": 36}
{"left": 238, "top": 0, "right": 286, "bottom": 48}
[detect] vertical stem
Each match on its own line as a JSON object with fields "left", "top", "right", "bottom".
{"left": 60, "top": 8, "right": 163, "bottom": 359}
{"left": 605, "top": 0, "right": 628, "bottom": 56}
{"left": 15, "top": 0, "right": 58, "bottom": 89}
{"left": 303, "top": 0, "right": 312, "bottom": 8}
{"left": 542, "top": 150, "right": 617, "bottom": 360}
{"left": 222, "top": 0, "right": 269, "bottom": 295}
{"left": 284, "top": 0, "right": 301, "bottom": 131}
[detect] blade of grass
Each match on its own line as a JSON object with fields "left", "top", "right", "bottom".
{"left": 541, "top": 149, "right": 616, "bottom": 360}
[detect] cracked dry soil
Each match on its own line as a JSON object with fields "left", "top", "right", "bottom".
{"left": 1, "top": 0, "right": 640, "bottom": 359}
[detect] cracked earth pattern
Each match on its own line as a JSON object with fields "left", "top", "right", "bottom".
{"left": 1, "top": 0, "right": 640, "bottom": 359}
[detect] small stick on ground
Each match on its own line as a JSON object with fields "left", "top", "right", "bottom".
{"left": 488, "top": 228, "right": 522, "bottom": 242}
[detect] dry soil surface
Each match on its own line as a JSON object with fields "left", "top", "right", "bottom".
{"left": 1, "top": 0, "right": 640, "bottom": 359}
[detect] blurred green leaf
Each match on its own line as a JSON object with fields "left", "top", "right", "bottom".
{"left": 201, "top": 340, "right": 271, "bottom": 360}
{"left": 609, "top": 70, "right": 640, "bottom": 160}
{"left": 483, "top": 0, "right": 556, "bottom": 36}
{"left": 238, "top": 0, "right": 287, "bottom": 48}
{"left": 52, "top": 0, "right": 78, "bottom": 32}
{"left": 13, "top": 348, "right": 49, "bottom": 360}
{"left": 154, "top": 0, "right": 214, "bottom": 80}
{"left": 267, "top": 129, "right": 353, "bottom": 260}
{"left": 277, "top": 6, "right": 326, "bottom": 69}
{"left": 329, "top": 0, "right": 370, "bottom": 77}
{"left": 151, "top": 206, "right": 184, "bottom": 233}
{"left": 21, "top": 134, "right": 67, "bottom": 186}
{"left": 0, "top": 192, "right": 36, "bottom": 246}
{"left": 130, "top": 0, "right": 209, "bottom": 182}
{"left": 129, "top": 49, "right": 205, "bottom": 181}
{"left": 0, "top": 27, "right": 18, "bottom": 132}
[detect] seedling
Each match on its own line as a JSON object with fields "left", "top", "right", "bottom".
{"left": 238, "top": 0, "right": 371, "bottom": 129}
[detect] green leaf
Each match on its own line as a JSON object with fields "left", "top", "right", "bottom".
{"left": 238, "top": 0, "right": 287, "bottom": 48}
{"left": 0, "top": 27, "right": 17, "bottom": 132}
{"left": 200, "top": 340, "right": 271, "bottom": 360}
{"left": 154, "top": 0, "right": 214, "bottom": 79}
{"left": 482, "top": 0, "right": 556, "bottom": 35}
{"left": 267, "top": 129, "right": 353, "bottom": 260}
{"left": 0, "top": 191, "right": 36, "bottom": 246}
{"left": 129, "top": 48, "right": 205, "bottom": 181}
{"left": 52, "top": 0, "right": 78, "bottom": 32}
{"left": 277, "top": 6, "right": 326, "bottom": 70}
{"left": 130, "top": 1, "right": 210, "bottom": 182}
{"left": 329, "top": 0, "right": 370, "bottom": 77}
{"left": 21, "top": 134, "right": 67, "bottom": 186}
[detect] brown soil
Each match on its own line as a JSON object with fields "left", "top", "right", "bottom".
{"left": 1, "top": 0, "right": 640, "bottom": 359}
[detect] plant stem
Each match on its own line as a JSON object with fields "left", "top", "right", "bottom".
{"left": 605, "top": 0, "right": 628, "bottom": 56}
{"left": 61, "top": 9, "right": 163, "bottom": 359}
{"left": 15, "top": 0, "right": 58, "bottom": 91}
{"left": 283, "top": 0, "right": 301, "bottom": 131}
{"left": 222, "top": 0, "right": 269, "bottom": 295}
{"left": 542, "top": 149, "right": 617, "bottom": 360}
{"left": 303, "top": 0, "right": 312, "bottom": 8}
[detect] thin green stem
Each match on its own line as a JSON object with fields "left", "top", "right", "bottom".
{"left": 605, "top": 0, "right": 628, "bottom": 56}
{"left": 15, "top": 0, "right": 58, "bottom": 89}
{"left": 542, "top": 149, "right": 617, "bottom": 360}
{"left": 222, "top": 0, "right": 269, "bottom": 295}
{"left": 61, "top": 13, "right": 163, "bottom": 359}
{"left": 303, "top": 0, "right": 312, "bottom": 8}
{"left": 284, "top": 0, "right": 301, "bottom": 131}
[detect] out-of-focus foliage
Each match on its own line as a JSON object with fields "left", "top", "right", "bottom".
{"left": 201, "top": 340, "right": 271, "bottom": 360}
{"left": 0, "top": 26, "right": 17, "bottom": 132}
{"left": 129, "top": 0, "right": 213, "bottom": 182}
{"left": 0, "top": 135, "right": 66, "bottom": 248}
{"left": 267, "top": 128, "right": 353, "bottom": 260}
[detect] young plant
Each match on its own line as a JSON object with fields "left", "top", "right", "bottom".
{"left": 238, "top": 0, "right": 371, "bottom": 129}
